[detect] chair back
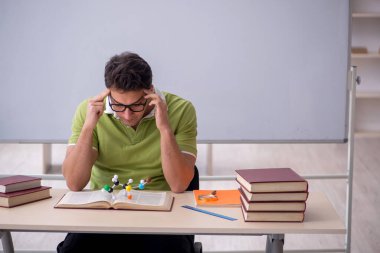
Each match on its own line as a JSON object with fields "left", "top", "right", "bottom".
{"left": 186, "top": 165, "right": 200, "bottom": 191}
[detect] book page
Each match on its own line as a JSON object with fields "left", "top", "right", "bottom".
{"left": 58, "top": 190, "right": 112, "bottom": 205}
{"left": 114, "top": 190, "right": 167, "bottom": 206}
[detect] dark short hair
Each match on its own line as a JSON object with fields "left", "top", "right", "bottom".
{"left": 104, "top": 52, "right": 152, "bottom": 90}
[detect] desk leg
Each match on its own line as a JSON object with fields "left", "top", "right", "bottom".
{"left": 0, "top": 230, "right": 14, "bottom": 253}
{"left": 42, "top": 143, "right": 52, "bottom": 174}
{"left": 265, "top": 234, "right": 284, "bottom": 253}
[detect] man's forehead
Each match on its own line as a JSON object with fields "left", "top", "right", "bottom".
{"left": 110, "top": 90, "right": 145, "bottom": 104}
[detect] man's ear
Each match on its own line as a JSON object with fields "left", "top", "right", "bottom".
{"left": 149, "top": 84, "right": 155, "bottom": 93}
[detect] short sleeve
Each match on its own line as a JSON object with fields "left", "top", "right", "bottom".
{"left": 175, "top": 101, "right": 197, "bottom": 158}
{"left": 68, "top": 99, "right": 99, "bottom": 150}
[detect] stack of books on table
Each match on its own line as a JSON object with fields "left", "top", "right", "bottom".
{"left": 0, "top": 175, "right": 51, "bottom": 208}
{"left": 236, "top": 168, "right": 308, "bottom": 222}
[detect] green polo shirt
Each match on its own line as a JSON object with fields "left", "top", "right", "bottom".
{"left": 68, "top": 91, "right": 197, "bottom": 191}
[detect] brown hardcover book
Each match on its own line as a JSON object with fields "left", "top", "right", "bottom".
{"left": 240, "top": 194, "right": 306, "bottom": 212}
{"left": 0, "top": 186, "right": 51, "bottom": 208}
{"left": 0, "top": 175, "right": 41, "bottom": 193}
{"left": 238, "top": 186, "right": 308, "bottom": 202}
{"left": 235, "top": 168, "right": 308, "bottom": 193}
{"left": 55, "top": 190, "right": 174, "bottom": 211}
{"left": 241, "top": 204, "right": 305, "bottom": 222}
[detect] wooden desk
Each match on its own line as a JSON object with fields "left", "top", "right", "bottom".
{"left": 0, "top": 190, "right": 345, "bottom": 253}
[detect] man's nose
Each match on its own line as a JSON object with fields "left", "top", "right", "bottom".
{"left": 122, "top": 108, "right": 134, "bottom": 118}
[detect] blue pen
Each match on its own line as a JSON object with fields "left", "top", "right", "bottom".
{"left": 182, "top": 205, "right": 237, "bottom": 221}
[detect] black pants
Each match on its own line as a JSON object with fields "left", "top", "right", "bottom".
{"left": 57, "top": 233, "right": 194, "bottom": 253}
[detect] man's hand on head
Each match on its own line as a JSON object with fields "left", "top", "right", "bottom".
{"left": 144, "top": 88, "right": 170, "bottom": 132}
{"left": 84, "top": 89, "right": 110, "bottom": 129}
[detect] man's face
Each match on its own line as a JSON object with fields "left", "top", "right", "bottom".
{"left": 108, "top": 88, "right": 150, "bottom": 128}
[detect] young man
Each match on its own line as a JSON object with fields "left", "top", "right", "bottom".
{"left": 57, "top": 52, "right": 197, "bottom": 252}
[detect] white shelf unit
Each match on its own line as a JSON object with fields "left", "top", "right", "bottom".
{"left": 351, "top": 0, "right": 380, "bottom": 136}
{"left": 356, "top": 91, "right": 380, "bottom": 98}
{"left": 351, "top": 53, "right": 380, "bottom": 59}
{"left": 352, "top": 12, "right": 380, "bottom": 18}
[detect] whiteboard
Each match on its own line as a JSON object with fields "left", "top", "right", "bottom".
{"left": 0, "top": 0, "right": 350, "bottom": 143}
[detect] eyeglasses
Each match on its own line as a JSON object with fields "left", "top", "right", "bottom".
{"left": 108, "top": 94, "right": 148, "bottom": 112}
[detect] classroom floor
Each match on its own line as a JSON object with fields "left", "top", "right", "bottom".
{"left": 0, "top": 136, "right": 379, "bottom": 252}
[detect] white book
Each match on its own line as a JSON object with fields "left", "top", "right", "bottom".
{"left": 55, "top": 190, "right": 173, "bottom": 211}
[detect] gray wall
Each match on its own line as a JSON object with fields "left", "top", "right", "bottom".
{"left": 0, "top": 0, "right": 350, "bottom": 143}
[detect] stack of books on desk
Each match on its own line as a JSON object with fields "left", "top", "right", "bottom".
{"left": 236, "top": 168, "right": 308, "bottom": 222}
{"left": 0, "top": 175, "right": 51, "bottom": 208}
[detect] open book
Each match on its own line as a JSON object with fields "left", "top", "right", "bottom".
{"left": 55, "top": 190, "right": 174, "bottom": 211}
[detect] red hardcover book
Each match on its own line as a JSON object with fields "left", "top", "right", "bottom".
{"left": 0, "top": 186, "right": 51, "bottom": 208}
{"left": 240, "top": 204, "right": 305, "bottom": 222}
{"left": 238, "top": 186, "right": 308, "bottom": 202}
{"left": 235, "top": 168, "right": 308, "bottom": 193}
{"left": 0, "top": 175, "right": 41, "bottom": 193}
{"left": 240, "top": 193, "right": 306, "bottom": 212}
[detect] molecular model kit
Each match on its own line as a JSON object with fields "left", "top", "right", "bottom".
{"left": 102, "top": 175, "right": 151, "bottom": 200}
